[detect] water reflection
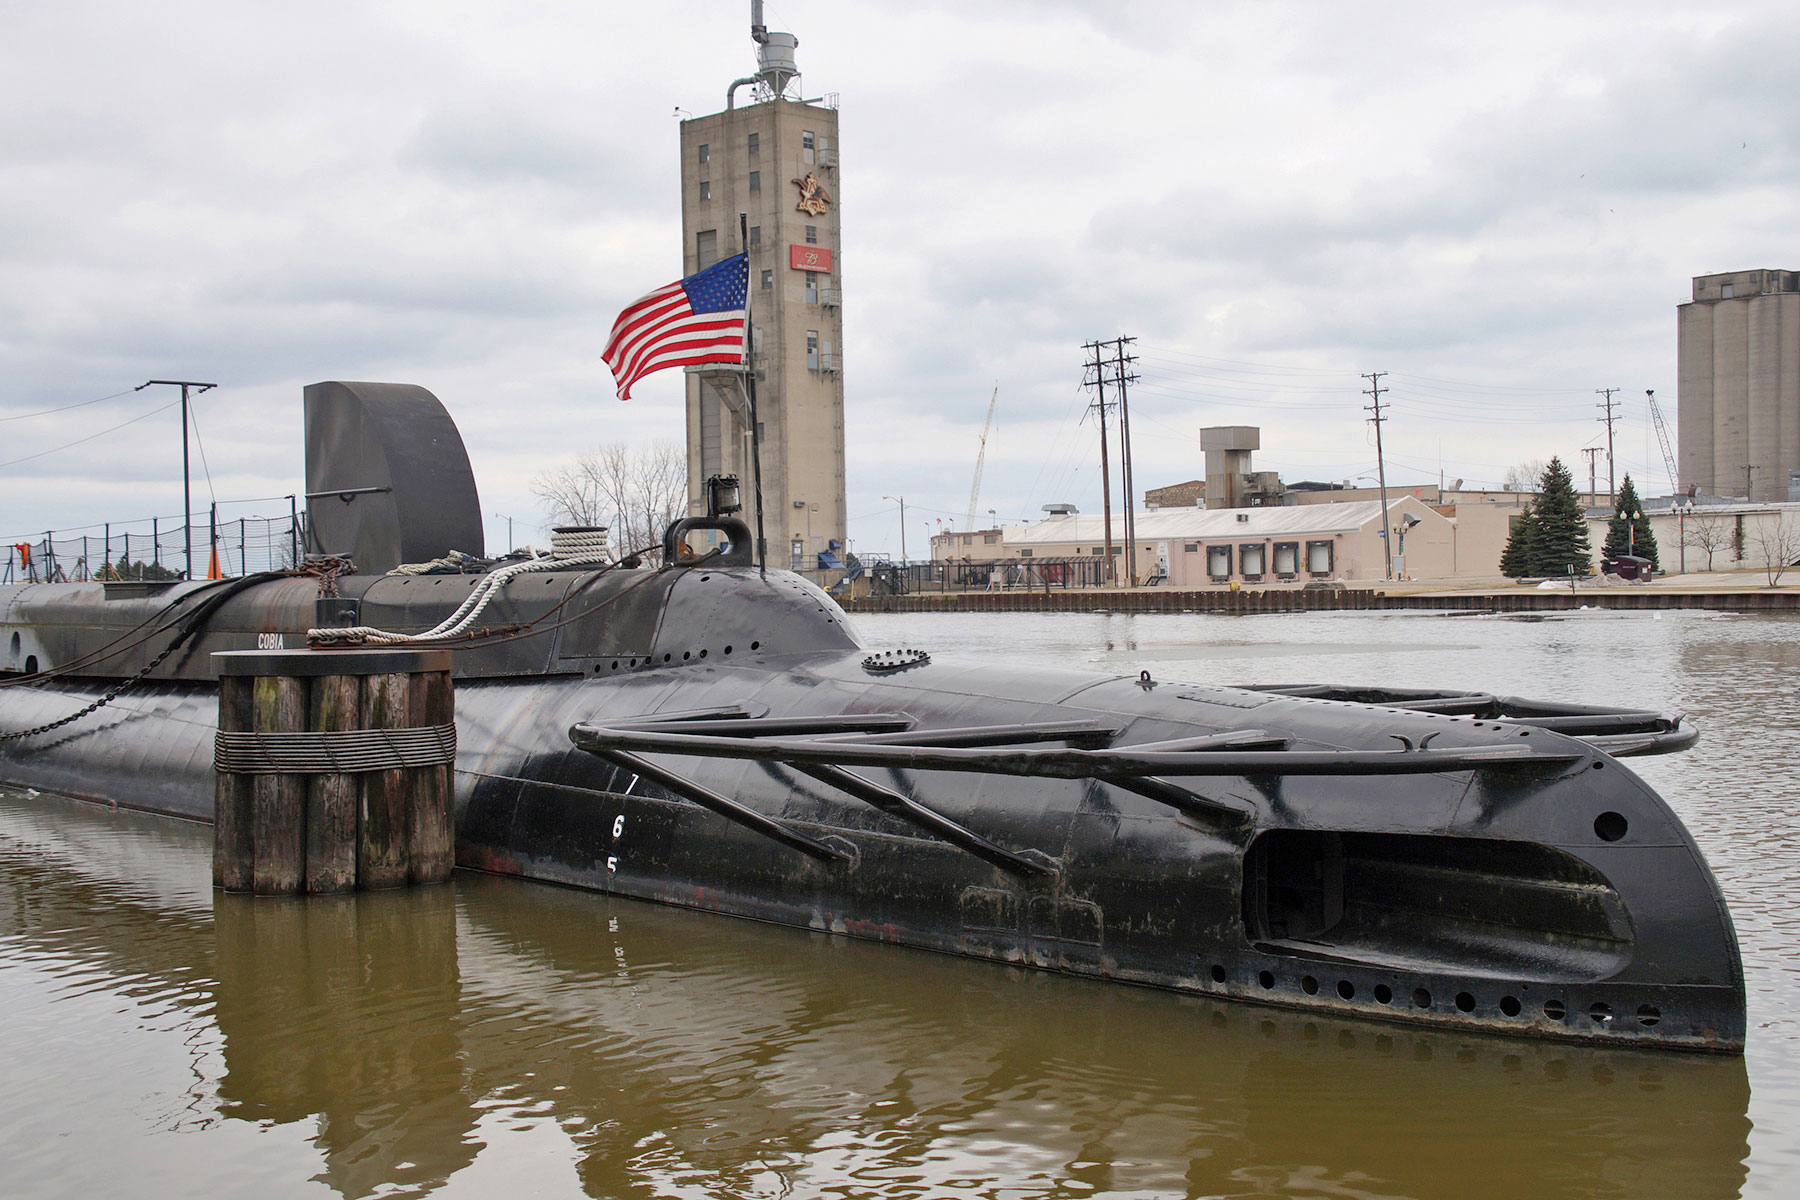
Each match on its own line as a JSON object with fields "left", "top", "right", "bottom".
{"left": 212, "top": 888, "right": 474, "bottom": 1197}
{"left": 0, "top": 789, "right": 1754, "bottom": 1199}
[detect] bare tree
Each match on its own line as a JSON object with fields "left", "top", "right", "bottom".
{"left": 1753, "top": 513, "right": 1800, "bottom": 586}
{"left": 532, "top": 441, "right": 688, "bottom": 558}
{"left": 1682, "top": 513, "right": 1734, "bottom": 571}
{"left": 1503, "top": 459, "right": 1548, "bottom": 493}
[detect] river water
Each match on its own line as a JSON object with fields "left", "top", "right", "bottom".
{"left": 2, "top": 607, "right": 1795, "bottom": 1198}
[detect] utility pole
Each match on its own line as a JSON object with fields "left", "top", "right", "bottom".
{"left": 1111, "top": 337, "right": 1140, "bottom": 585}
{"left": 1082, "top": 337, "right": 1139, "bottom": 585}
{"left": 1082, "top": 341, "right": 1117, "bottom": 584}
{"left": 1362, "top": 371, "right": 1392, "bottom": 582}
{"left": 1581, "top": 446, "right": 1603, "bottom": 507}
{"left": 1596, "top": 387, "right": 1620, "bottom": 505}
{"left": 137, "top": 379, "right": 217, "bottom": 580}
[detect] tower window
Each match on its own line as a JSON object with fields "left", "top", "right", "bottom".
{"left": 696, "top": 229, "right": 717, "bottom": 268}
{"left": 749, "top": 225, "right": 761, "bottom": 245}
{"left": 804, "top": 225, "right": 817, "bottom": 245}
{"left": 1721, "top": 282, "right": 1735, "bottom": 298}
{"left": 805, "top": 272, "right": 818, "bottom": 304}
{"left": 747, "top": 132, "right": 759, "bottom": 154}
{"left": 802, "top": 130, "right": 815, "bottom": 163}
{"left": 760, "top": 269, "right": 772, "bottom": 289}
{"left": 749, "top": 170, "right": 761, "bottom": 192}
{"left": 698, "top": 143, "right": 709, "bottom": 164}
{"left": 806, "top": 330, "right": 819, "bottom": 370}
{"left": 699, "top": 180, "right": 711, "bottom": 201}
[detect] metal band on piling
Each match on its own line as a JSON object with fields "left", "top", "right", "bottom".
{"left": 213, "top": 724, "right": 456, "bottom": 774}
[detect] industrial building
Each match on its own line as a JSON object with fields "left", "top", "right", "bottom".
{"left": 680, "top": 7, "right": 847, "bottom": 568}
{"left": 1678, "top": 268, "right": 1800, "bottom": 502}
{"left": 1001, "top": 499, "right": 1455, "bottom": 585}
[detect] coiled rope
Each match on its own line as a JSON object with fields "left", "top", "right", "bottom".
{"left": 306, "top": 527, "right": 613, "bottom": 646}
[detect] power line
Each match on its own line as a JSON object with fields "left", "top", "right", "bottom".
{"left": 0, "top": 397, "right": 181, "bottom": 469}
{"left": 0, "top": 387, "right": 138, "bottom": 424}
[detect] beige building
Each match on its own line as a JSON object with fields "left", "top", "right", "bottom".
{"left": 680, "top": 16, "right": 846, "bottom": 569}
{"left": 1678, "top": 268, "right": 1800, "bottom": 502}
{"left": 1003, "top": 498, "right": 1456, "bottom": 585}
{"left": 929, "top": 527, "right": 1008, "bottom": 563}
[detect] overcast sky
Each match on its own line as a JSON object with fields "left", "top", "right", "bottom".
{"left": 4, "top": 0, "right": 1796, "bottom": 560}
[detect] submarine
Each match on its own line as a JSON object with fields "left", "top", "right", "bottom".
{"left": 0, "top": 381, "right": 1744, "bottom": 1053}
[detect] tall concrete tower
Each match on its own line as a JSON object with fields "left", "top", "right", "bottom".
{"left": 1678, "top": 268, "right": 1800, "bottom": 501}
{"left": 679, "top": 3, "right": 845, "bottom": 568}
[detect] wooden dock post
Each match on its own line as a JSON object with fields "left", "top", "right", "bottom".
{"left": 212, "top": 648, "right": 456, "bottom": 895}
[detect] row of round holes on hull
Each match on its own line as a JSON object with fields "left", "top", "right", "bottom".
{"left": 590, "top": 641, "right": 763, "bottom": 674}
{"left": 1210, "top": 964, "right": 1662, "bottom": 1029}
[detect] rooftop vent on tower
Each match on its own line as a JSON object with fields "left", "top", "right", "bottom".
{"left": 730, "top": 1, "right": 802, "bottom": 108}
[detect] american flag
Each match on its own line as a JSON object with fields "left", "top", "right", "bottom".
{"left": 603, "top": 254, "right": 749, "bottom": 401}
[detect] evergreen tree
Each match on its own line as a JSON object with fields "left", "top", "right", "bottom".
{"left": 1602, "top": 474, "right": 1659, "bottom": 569}
{"left": 1529, "top": 456, "right": 1593, "bottom": 576}
{"left": 1499, "top": 502, "right": 1539, "bottom": 577}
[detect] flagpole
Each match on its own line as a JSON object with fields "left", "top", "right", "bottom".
{"left": 740, "top": 213, "right": 768, "bottom": 570}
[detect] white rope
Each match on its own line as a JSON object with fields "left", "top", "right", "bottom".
{"left": 308, "top": 528, "right": 612, "bottom": 646}
{"left": 389, "top": 550, "right": 480, "bottom": 576}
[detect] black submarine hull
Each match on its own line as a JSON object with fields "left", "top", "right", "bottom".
{"left": 0, "top": 562, "right": 1746, "bottom": 1054}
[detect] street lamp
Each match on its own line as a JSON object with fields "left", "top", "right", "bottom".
{"left": 1395, "top": 513, "right": 1422, "bottom": 577}
{"left": 493, "top": 512, "right": 515, "bottom": 553}
{"left": 882, "top": 494, "right": 907, "bottom": 562}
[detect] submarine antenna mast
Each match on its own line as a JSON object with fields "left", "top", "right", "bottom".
{"left": 137, "top": 379, "right": 216, "bottom": 580}
{"left": 1362, "top": 370, "right": 1392, "bottom": 582}
{"left": 740, "top": 212, "right": 767, "bottom": 568}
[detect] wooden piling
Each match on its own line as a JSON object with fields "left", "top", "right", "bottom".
{"left": 251, "top": 674, "right": 309, "bottom": 895}
{"left": 407, "top": 667, "right": 456, "bottom": 884}
{"left": 214, "top": 674, "right": 256, "bottom": 892}
{"left": 213, "top": 648, "right": 456, "bottom": 896}
{"left": 306, "top": 672, "right": 363, "bottom": 893}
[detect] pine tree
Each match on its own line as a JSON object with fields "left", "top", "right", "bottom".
{"left": 1600, "top": 474, "right": 1659, "bottom": 570}
{"left": 1604, "top": 508, "right": 1631, "bottom": 562}
{"left": 1499, "top": 503, "right": 1539, "bottom": 577}
{"left": 1529, "top": 456, "right": 1593, "bottom": 576}
{"left": 1627, "top": 474, "right": 1663, "bottom": 572}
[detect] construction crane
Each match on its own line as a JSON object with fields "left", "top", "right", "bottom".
{"left": 966, "top": 385, "right": 999, "bottom": 530}
{"left": 1646, "top": 389, "right": 1680, "bottom": 496}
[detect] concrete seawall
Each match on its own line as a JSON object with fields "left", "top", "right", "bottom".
{"left": 841, "top": 587, "right": 1800, "bottom": 616}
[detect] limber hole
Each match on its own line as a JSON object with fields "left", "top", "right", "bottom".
{"left": 1500, "top": 995, "right": 1523, "bottom": 1017}
{"left": 1544, "top": 999, "right": 1567, "bottom": 1021}
{"left": 1455, "top": 991, "right": 1476, "bottom": 1013}
{"left": 1210, "top": 964, "right": 1227, "bottom": 984}
{"left": 1413, "top": 988, "right": 1432, "bottom": 1009}
{"left": 1373, "top": 984, "right": 1393, "bottom": 1005}
{"left": 1594, "top": 811, "right": 1629, "bottom": 842}
{"left": 1301, "top": 975, "right": 1319, "bottom": 995}
{"left": 1637, "top": 1004, "right": 1662, "bottom": 1027}
{"left": 1336, "top": 980, "right": 1355, "bottom": 1000}
{"left": 1589, "top": 1002, "right": 1614, "bottom": 1024}
{"left": 1257, "top": 970, "right": 1275, "bottom": 989}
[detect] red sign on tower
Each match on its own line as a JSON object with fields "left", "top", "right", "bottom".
{"left": 789, "top": 245, "right": 833, "bottom": 273}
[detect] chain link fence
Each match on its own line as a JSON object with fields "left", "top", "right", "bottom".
{"left": 4, "top": 506, "right": 307, "bottom": 584}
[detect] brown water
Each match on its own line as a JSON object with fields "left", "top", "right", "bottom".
{"left": 2, "top": 607, "right": 1794, "bottom": 1198}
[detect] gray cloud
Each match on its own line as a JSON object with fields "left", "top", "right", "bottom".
{"left": 5, "top": 0, "right": 1799, "bottom": 547}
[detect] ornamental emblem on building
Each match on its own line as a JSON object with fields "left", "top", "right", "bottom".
{"left": 792, "top": 171, "right": 831, "bottom": 216}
